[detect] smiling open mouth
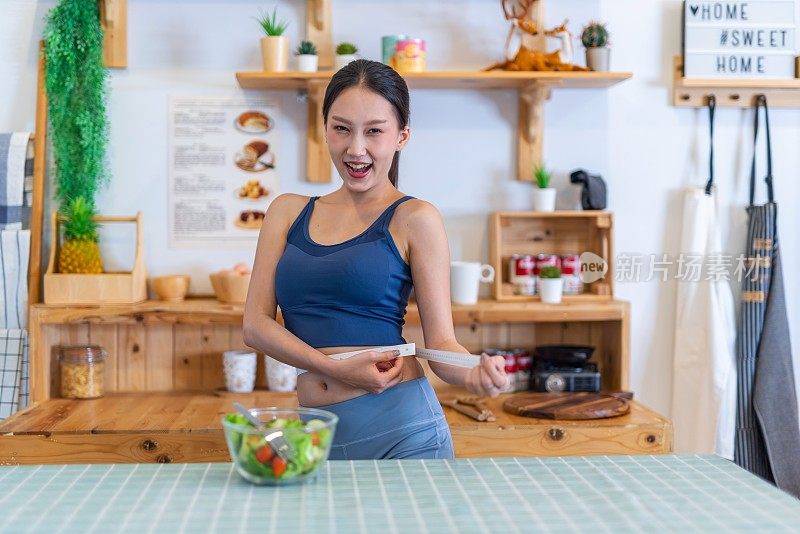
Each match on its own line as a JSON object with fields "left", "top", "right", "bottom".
{"left": 344, "top": 161, "right": 373, "bottom": 177}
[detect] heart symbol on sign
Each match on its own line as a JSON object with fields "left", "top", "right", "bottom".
{"left": 689, "top": 5, "right": 699, "bottom": 16}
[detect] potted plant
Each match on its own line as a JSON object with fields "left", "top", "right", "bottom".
{"left": 538, "top": 266, "right": 564, "bottom": 304}
{"left": 334, "top": 42, "right": 359, "bottom": 70}
{"left": 295, "top": 40, "right": 318, "bottom": 72}
{"left": 532, "top": 164, "right": 556, "bottom": 212}
{"left": 255, "top": 7, "right": 289, "bottom": 72}
{"left": 581, "top": 21, "right": 610, "bottom": 72}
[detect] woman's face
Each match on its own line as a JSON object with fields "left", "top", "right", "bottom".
{"left": 325, "top": 86, "right": 410, "bottom": 192}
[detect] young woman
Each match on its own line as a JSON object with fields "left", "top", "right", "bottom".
{"left": 243, "top": 60, "right": 508, "bottom": 460}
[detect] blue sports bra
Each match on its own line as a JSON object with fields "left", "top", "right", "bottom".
{"left": 275, "top": 195, "right": 414, "bottom": 352}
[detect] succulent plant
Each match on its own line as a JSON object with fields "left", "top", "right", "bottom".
{"left": 295, "top": 40, "right": 318, "bottom": 55}
{"left": 254, "top": 7, "right": 288, "bottom": 37}
{"left": 335, "top": 42, "right": 358, "bottom": 55}
{"left": 581, "top": 22, "right": 609, "bottom": 48}
{"left": 539, "top": 266, "right": 562, "bottom": 279}
{"left": 534, "top": 164, "right": 551, "bottom": 189}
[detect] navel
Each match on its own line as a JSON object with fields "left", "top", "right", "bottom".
{"left": 321, "top": 381, "right": 328, "bottom": 391}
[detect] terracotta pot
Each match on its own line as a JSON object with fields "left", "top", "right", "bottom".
{"left": 261, "top": 36, "right": 289, "bottom": 72}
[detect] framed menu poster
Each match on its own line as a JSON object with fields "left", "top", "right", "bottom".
{"left": 168, "top": 96, "right": 281, "bottom": 248}
{"left": 683, "top": 0, "right": 799, "bottom": 78}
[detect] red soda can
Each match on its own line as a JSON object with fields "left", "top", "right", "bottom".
{"left": 502, "top": 350, "right": 517, "bottom": 391}
{"left": 561, "top": 254, "right": 583, "bottom": 295}
{"left": 513, "top": 349, "right": 532, "bottom": 392}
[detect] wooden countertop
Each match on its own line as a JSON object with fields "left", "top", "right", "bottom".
{"left": 0, "top": 387, "right": 666, "bottom": 435}
{"left": 31, "top": 297, "right": 628, "bottom": 325}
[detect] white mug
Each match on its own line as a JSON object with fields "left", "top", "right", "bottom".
{"left": 450, "top": 261, "right": 495, "bottom": 305}
{"left": 223, "top": 350, "right": 257, "bottom": 393}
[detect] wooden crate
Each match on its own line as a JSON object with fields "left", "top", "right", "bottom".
{"left": 43, "top": 212, "right": 147, "bottom": 305}
{"left": 490, "top": 211, "right": 614, "bottom": 302}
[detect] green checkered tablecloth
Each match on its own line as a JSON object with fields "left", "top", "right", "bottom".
{"left": 1, "top": 455, "right": 799, "bottom": 533}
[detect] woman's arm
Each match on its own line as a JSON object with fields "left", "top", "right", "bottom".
{"left": 405, "top": 201, "right": 508, "bottom": 397}
{"left": 243, "top": 194, "right": 404, "bottom": 393}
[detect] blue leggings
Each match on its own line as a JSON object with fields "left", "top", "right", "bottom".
{"left": 308, "top": 377, "right": 454, "bottom": 460}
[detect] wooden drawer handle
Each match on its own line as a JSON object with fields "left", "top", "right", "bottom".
{"left": 140, "top": 439, "right": 158, "bottom": 451}
{"left": 547, "top": 428, "right": 565, "bottom": 441}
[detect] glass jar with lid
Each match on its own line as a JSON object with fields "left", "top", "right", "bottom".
{"left": 59, "top": 345, "right": 107, "bottom": 399}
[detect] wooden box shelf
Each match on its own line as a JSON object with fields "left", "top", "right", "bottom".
{"left": 490, "top": 211, "right": 614, "bottom": 302}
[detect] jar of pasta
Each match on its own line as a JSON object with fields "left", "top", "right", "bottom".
{"left": 59, "top": 346, "right": 107, "bottom": 399}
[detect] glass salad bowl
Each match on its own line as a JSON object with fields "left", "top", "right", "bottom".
{"left": 222, "top": 407, "right": 338, "bottom": 486}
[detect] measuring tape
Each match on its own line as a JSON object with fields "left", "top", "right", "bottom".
{"left": 330, "top": 343, "right": 481, "bottom": 368}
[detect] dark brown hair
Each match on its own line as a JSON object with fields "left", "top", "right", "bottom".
{"left": 322, "top": 59, "right": 410, "bottom": 187}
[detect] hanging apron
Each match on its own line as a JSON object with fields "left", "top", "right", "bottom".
{"left": 734, "top": 95, "right": 800, "bottom": 498}
{"left": 672, "top": 97, "right": 737, "bottom": 458}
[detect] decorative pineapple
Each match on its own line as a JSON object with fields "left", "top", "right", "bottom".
{"left": 58, "top": 197, "right": 103, "bottom": 274}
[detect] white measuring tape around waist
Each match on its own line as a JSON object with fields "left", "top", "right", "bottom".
{"left": 296, "top": 343, "right": 481, "bottom": 375}
{"left": 331, "top": 343, "right": 481, "bottom": 368}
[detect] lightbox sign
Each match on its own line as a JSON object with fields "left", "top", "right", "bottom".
{"left": 683, "top": 1, "right": 798, "bottom": 78}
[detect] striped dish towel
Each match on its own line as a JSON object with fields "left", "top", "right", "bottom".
{"left": 0, "top": 229, "right": 30, "bottom": 330}
{"left": 0, "top": 329, "right": 29, "bottom": 420}
{"left": 0, "top": 132, "right": 33, "bottom": 230}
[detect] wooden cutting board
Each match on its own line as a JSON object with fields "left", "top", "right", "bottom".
{"left": 503, "top": 392, "right": 632, "bottom": 420}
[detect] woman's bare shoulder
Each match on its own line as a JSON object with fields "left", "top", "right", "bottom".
{"left": 394, "top": 198, "right": 443, "bottom": 228}
{"left": 266, "top": 193, "right": 311, "bottom": 224}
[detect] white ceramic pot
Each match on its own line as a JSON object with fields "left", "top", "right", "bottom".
{"left": 260, "top": 36, "right": 289, "bottom": 72}
{"left": 586, "top": 47, "right": 610, "bottom": 72}
{"left": 539, "top": 278, "right": 564, "bottom": 304}
{"left": 334, "top": 54, "right": 358, "bottom": 70}
{"left": 533, "top": 187, "right": 556, "bottom": 212}
{"left": 265, "top": 355, "right": 296, "bottom": 392}
{"left": 296, "top": 54, "right": 319, "bottom": 72}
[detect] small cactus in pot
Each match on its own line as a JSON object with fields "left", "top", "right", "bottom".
{"left": 334, "top": 42, "right": 359, "bottom": 70}
{"left": 532, "top": 164, "right": 556, "bottom": 212}
{"left": 581, "top": 22, "right": 610, "bottom": 72}
{"left": 295, "top": 40, "right": 318, "bottom": 72}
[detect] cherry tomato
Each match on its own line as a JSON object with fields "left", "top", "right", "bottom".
{"left": 272, "top": 456, "right": 287, "bottom": 477}
{"left": 255, "top": 445, "right": 273, "bottom": 464}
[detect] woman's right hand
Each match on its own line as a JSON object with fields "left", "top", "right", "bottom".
{"left": 328, "top": 350, "right": 405, "bottom": 394}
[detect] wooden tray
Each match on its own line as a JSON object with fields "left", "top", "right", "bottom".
{"left": 503, "top": 392, "right": 631, "bottom": 420}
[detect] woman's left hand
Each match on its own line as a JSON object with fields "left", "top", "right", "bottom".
{"left": 465, "top": 353, "right": 509, "bottom": 398}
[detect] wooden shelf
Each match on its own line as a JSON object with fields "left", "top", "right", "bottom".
{"left": 31, "top": 297, "right": 628, "bottom": 326}
{"left": 236, "top": 70, "right": 632, "bottom": 90}
{"left": 0, "top": 387, "right": 669, "bottom": 463}
{"left": 236, "top": 69, "right": 631, "bottom": 183}
{"left": 673, "top": 56, "right": 800, "bottom": 108}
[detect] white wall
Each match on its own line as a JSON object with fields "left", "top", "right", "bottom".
{"left": 3, "top": 0, "right": 799, "bottom": 420}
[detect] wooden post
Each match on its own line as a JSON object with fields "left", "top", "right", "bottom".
{"left": 306, "top": 80, "right": 332, "bottom": 182}
{"left": 306, "top": 0, "right": 332, "bottom": 69}
{"left": 99, "top": 0, "right": 127, "bottom": 68}
{"left": 517, "top": 85, "right": 549, "bottom": 181}
{"left": 29, "top": 42, "right": 47, "bottom": 309}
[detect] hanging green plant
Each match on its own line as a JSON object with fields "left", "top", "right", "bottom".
{"left": 44, "top": 0, "right": 109, "bottom": 273}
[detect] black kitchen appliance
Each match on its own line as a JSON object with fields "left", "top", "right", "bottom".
{"left": 530, "top": 345, "right": 601, "bottom": 392}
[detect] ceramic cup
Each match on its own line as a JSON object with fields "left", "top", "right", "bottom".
{"left": 450, "top": 261, "right": 495, "bottom": 305}
{"left": 223, "top": 350, "right": 257, "bottom": 393}
{"left": 265, "top": 355, "right": 296, "bottom": 392}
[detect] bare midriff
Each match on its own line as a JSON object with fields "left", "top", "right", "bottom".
{"left": 296, "top": 346, "right": 425, "bottom": 407}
